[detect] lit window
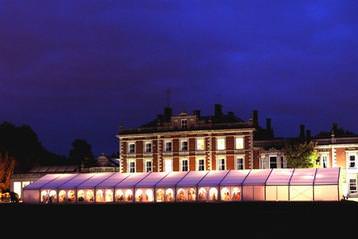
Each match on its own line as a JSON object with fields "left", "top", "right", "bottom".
{"left": 349, "top": 179, "right": 357, "bottom": 194}
{"left": 270, "top": 157, "right": 277, "bottom": 169}
{"left": 128, "top": 143, "right": 135, "bottom": 154}
{"left": 129, "top": 161, "right": 136, "bottom": 173}
{"left": 198, "top": 159, "right": 205, "bottom": 171}
{"left": 145, "top": 143, "right": 152, "bottom": 153}
{"left": 181, "top": 140, "right": 188, "bottom": 151}
{"left": 235, "top": 137, "right": 244, "bottom": 149}
{"left": 196, "top": 138, "right": 205, "bottom": 151}
{"left": 217, "top": 138, "right": 226, "bottom": 150}
{"left": 236, "top": 158, "right": 244, "bottom": 170}
{"left": 165, "top": 141, "right": 172, "bottom": 152}
{"left": 349, "top": 155, "right": 356, "bottom": 168}
{"left": 181, "top": 159, "right": 189, "bottom": 171}
{"left": 181, "top": 119, "right": 188, "bottom": 129}
{"left": 13, "top": 182, "right": 22, "bottom": 198}
{"left": 145, "top": 161, "right": 152, "bottom": 172}
{"left": 164, "top": 159, "right": 173, "bottom": 172}
{"left": 218, "top": 158, "right": 226, "bottom": 170}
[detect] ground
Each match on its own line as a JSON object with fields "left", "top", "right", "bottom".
{"left": 2, "top": 201, "right": 357, "bottom": 237}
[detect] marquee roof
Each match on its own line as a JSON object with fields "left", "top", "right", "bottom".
{"left": 24, "top": 168, "right": 341, "bottom": 191}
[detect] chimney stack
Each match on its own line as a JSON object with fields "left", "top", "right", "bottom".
{"left": 214, "top": 104, "right": 223, "bottom": 118}
{"left": 193, "top": 110, "right": 201, "bottom": 118}
{"left": 299, "top": 124, "right": 306, "bottom": 139}
{"left": 252, "top": 110, "right": 259, "bottom": 128}
{"left": 266, "top": 118, "right": 272, "bottom": 131}
{"left": 164, "top": 107, "right": 172, "bottom": 121}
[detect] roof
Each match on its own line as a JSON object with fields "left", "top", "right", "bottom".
{"left": 23, "top": 168, "right": 341, "bottom": 191}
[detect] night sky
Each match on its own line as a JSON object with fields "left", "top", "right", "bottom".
{"left": 1, "top": 1, "right": 358, "bottom": 156}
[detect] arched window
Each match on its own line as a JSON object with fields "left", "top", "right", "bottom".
{"left": 156, "top": 189, "right": 165, "bottom": 202}
{"left": 165, "top": 188, "right": 174, "bottom": 202}
{"left": 115, "top": 190, "right": 124, "bottom": 202}
{"left": 188, "top": 188, "right": 196, "bottom": 201}
{"left": 231, "top": 187, "right": 241, "bottom": 201}
{"left": 145, "top": 189, "right": 154, "bottom": 202}
{"left": 176, "top": 188, "right": 186, "bottom": 201}
{"left": 125, "top": 189, "right": 133, "bottom": 202}
{"left": 209, "top": 188, "right": 218, "bottom": 201}
{"left": 59, "top": 190, "right": 66, "bottom": 203}
{"left": 221, "top": 187, "right": 231, "bottom": 201}
{"left": 105, "top": 190, "right": 113, "bottom": 202}
{"left": 96, "top": 190, "right": 105, "bottom": 202}
{"left": 198, "top": 188, "right": 207, "bottom": 201}
{"left": 77, "top": 190, "right": 85, "bottom": 202}
{"left": 85, "top": 190, "right": 94, "bottom": 202}
{"left": 40, "top": 190, "right": 48, "bottom": 203}
{"left": 67, "top": 190, "right": 76, "bottom": 202}
{"left": 135, "top": 189, "right": 143, "bottom": 202}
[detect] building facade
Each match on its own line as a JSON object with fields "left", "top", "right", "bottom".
{"left": 118, "top": 105, "right": 255, "bottom": 174}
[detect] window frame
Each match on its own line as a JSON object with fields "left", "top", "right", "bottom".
{"left": 235, "top": 157, "right": 244, "bottom": 170}
{"left": 145, "top": 160, "right": 152, "bottom": 172}
{"left": 180, "top": 140, "right": 188, "bottom": 151}
{"left": 349, "top": 178, "right": 357, "bottom": 194}
{"left": 196, "top": 138, "right": 205, "bottom": 151}
{"left": 129, "top": 160, "right": 136, "bottom": 173}
{"left": 235, "top": 137, "right": 244, "bottom": 150}
{"left": 217, "top": 158, "right": 226, "bottom": 171}
{"left": 144, "top": 142, "right": 152, "bottom": 153}
{"left": 216, "top": 138, "right": 226, "bottom": 151}
{"left": 181, "top": 159, "right": 189, "bottom": 172}
{"left": 128, "top": 143, "right": 136, "bottom": 154}
{"left": 197, "top": 159, "right": 205, "bottom": 171}
{"left": 181, "top": 119, "right": 188, "bottom": 129}
{"left": 165, "top": 141, "right": 172, "bottom": 152}
{"left": 269, "top": 156, "right": 278, "bottom": 169}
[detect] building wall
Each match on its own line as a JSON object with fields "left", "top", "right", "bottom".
{"left": 119, "top": 129, "right": 254, "bottom": 173}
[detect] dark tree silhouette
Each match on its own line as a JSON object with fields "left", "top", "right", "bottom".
{"left": 68, "top": 139, "right": 95, "bottom": 167}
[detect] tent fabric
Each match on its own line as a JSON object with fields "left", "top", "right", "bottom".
{"left": 155, "top": 171, "right": 189, "bottom": 188}
{"left": 266, "top": 169, "right": 294, "bottom": 186}
{"left": 135, "top": 172, "right": 168, "bottom": 188}
{"left": 95, "top": 173, "right": 130, "bottom": 188}
{"left": 24, "top": 174, "right": 62, "bottom": 190}
{"left": 115, "top": 172, "right": 150, "bottom": 188}
{"left": 41, "top": 174, "right": 79, "bottom": 189}
{"left": 23, "top": 168, "right": 342, "bottom": 203}
{"left": 242, "top": 169, "right": 272, "bottom": 185}
{"left": 77, "top": 172, "right": 114, "bottom": 189}
{"left": 176, "top": 171, "right": 208, "bottom": 187}
{"left": 58, "top": 173, "right": 95, "bottom": 189}
{"left": 219, "top": 170, "right": 250, "bottom": 186}
{"left": 290, "top": 168, "right": 317, "bottom": 185}
{"left": 198, "top": 171, "right": 229, "bottom": 187}
{"left": 314, "top": 168, "right": 340, "bottom": 185}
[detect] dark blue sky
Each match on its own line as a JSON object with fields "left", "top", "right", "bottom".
{"left": 1, "top": 1, "right": 358, "bottom": 156}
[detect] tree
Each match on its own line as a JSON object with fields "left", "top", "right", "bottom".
{"left": 68, "top": 139, "right": 95, "bottom": 167}
{"left": 284, "top": 140, "right": 318, "bottom": 168}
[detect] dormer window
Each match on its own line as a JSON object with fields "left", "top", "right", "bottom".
{"left": 181, "top": 119, "right": 187, "bottom": 129}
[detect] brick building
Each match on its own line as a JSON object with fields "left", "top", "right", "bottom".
{"left": 118, "top": 104, "right": 255, "bottom": 174}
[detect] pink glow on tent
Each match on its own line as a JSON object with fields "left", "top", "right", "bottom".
{"left": 115, "top": 172, "right": 150, "bottom": 188}
{"left": 77, "top": 172, "right": 115, "bottom": 189}
{"left": 95, "top": 173, "right": 130, "bottom": 188}
{"left": 41, "top": 174, "right": 79, "bottom": 189}
{"left": 24, "top": 174, "right": 62, "bottom": 190}
{"left": 155, "top": 171, "right": 189, "bottom": 188}
{"left": 198, "top": 170, "right": 229, "bottom": 187}
{"left": 243, "top": 169, "right": 272, "bottom": 185}
{"left": 314, "top": 168, "right": 340, "bottom": 185}
{"left": 135, "top": 172, "right": 168, "bottom": 188}
{"left": 290, "top": 168, "right": 317, "bottom": 185}
{"left": 220, "top": 170, "right": 250, "bottom": 186}
{"left": 266, "top": 169, "right": 294, "bottom": 186}
{"left": 58, "top": 173, "right": 96, "bottom": 189}
{"left": 176, "top": 171, "right": 208, "bottom": 187}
